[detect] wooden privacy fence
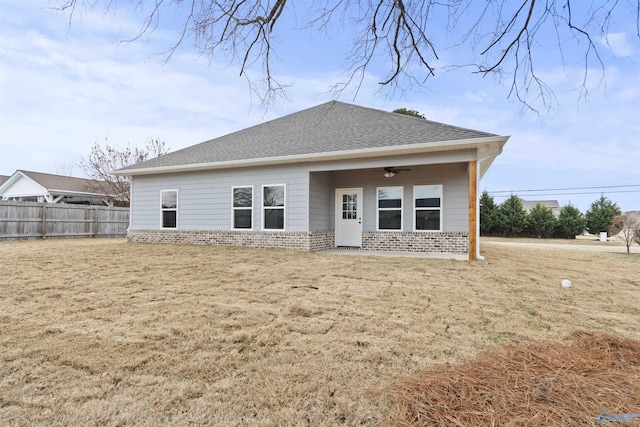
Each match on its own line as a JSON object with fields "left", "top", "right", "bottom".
{"left": 0, "top": 200, "right": 130, "bottom": 240}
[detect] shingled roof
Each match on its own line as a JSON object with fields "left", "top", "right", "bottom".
{"left": 16, "top": 170, "right": 108, "bottom": 195}
{"left": 117, "top": 101, "right": 503, "bottom": 175}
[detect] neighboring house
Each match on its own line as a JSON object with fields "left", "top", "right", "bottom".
{"left": 0, "top": 175, "right": 9, "bottom": 187}
{"left": 115, "top": 101, "right": 509, "bottom": 259}
{"left": 520, "top": 199, "right": 561, "bottom": 217}
{"left": 0, "top": 170, "right": 119, "bottom": 206}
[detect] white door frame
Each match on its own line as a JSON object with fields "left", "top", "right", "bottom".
{"left": 335, "top": 187, "right": 363, "bottom": 247}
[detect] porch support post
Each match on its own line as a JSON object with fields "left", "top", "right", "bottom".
{"left": 468, "top": 160, "right": 478, "bottom": 260}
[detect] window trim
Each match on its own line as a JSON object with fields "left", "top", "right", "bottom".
{"left": 231, "top": 185, "right": 254, "bottom": 230}
{"left": 160, "top": 189, "right": 178, "bottom": 229}
{"left": 261, "top": 184, "right": 286, "bottom": 231}
{"left": 413, "top": 184, "right": 443, "bottom": 232}
{"left": 376, "top": 186, "right": 403, "bottom": 231}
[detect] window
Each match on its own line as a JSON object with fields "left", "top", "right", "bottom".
{"left": 342, "top": 193, "right": 358, "bottom": 219}
{"left": 161, "top": 190, "right": 178, "bottom": 228}
{"left": 262, "top": 184, "right": 285, "bottom": 230}
{"left": 414, "top": 185, "right": 442, "bottom": 231}
{"left": 377, "top": 187, "right": 403, "bottom": 230}
{"left": 232, "top": 186, "right": 253, "bottom": 229}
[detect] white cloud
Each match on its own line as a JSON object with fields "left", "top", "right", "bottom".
{"left": 600, "top": 33, "right": 636, "bottom": 58}
{"left": 1, "top": 1, "right": 639, "bottom": 213}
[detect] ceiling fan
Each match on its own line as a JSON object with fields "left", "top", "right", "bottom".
{"left": 384, "top": 167, "right": 410, "bottom": 178}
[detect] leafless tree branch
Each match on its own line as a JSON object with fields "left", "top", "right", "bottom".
{"left": 79, "top": 137, "right": 170, "bottom": 204}
{"left": 54, "top": 0, "right": 640, "bottom": 110}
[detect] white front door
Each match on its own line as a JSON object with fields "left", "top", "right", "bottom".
{"left": 335, "top": 188, "right": 363, "bottom": 247}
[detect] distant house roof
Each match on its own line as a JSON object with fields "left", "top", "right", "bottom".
{"left": 17, "top": 170, "right": 107, "bottom": 195}
{"left": 0, "top": 175, "right": 9, "bottom": 186}
{"left": 0, "top": 170, "right": 121, "bottom": 204}
{"left": 520, "top": 199, "right": 561, "bottom": 216}
{"left": 116, "top": 101, "right": 508, "bottom": 176}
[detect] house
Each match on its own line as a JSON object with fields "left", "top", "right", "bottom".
{"left": 0, "top": 170, "right": 120, "bottom": 206}
{"left": 115, "top": 101, "right": 509, "bottom": 259}
{"left": 519, "top": 199, "right": 561, "bottom": 217}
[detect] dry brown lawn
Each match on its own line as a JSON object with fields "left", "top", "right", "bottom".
{"left": 1, "top": 238, "right": 639, "bottom": 426}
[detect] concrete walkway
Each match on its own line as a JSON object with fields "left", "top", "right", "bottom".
{"left": 322, "top": 248, "right": 468, "bottom": 260}
{"left": 318, "top": 239, "right": 640, "bottom": 261}
{"left": 320, "top": 239, "right": 639, "bottom": 259}
{"left": 482, "top": 240, "right": 640, "bottom": 254}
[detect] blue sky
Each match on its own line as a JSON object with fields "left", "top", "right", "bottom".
{"left": 1, "top": 0, "right": 639, "bottom": 213}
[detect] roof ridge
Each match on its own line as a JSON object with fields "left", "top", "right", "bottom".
{"left": 18, "top": 169, "right": 96, "bottom": 181}
{"left": 324, "top": 100, "right": 499, "bottom": 132}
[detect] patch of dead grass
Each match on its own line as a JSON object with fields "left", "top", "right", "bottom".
{"left": 389, "top": 331, "right": 640, "bottom": 426}
{"left": 0, "top": 238, "right": 638, "bottom": 425}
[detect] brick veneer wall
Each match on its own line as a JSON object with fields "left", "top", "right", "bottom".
{"left": 127, "top": 229, "right": 335, "bottom": 251}
{"left": 127, "top": 229, "right": 468, "bottom": 254}
{"left": 361, "top": 231, "right": 468, "bottom": 254}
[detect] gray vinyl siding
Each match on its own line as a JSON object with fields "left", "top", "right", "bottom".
{"left": 440, "top": 163, "right": 469, "bottom": 231}
{"left": 309, "top": 172, "right": 332, "bottom": 231}
{"left": 129, "top": 150, "right": 475, "bottom": 234}
{"left": 286, "top": 182, "right": 308, "bottom": 231}
{"left": 130, "top": 166, "right": 310, "bottom": 232}
{"left": 330, "top": 163, "right": 469, "bottom": 233}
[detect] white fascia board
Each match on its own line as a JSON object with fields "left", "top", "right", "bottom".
{"left": 0, "top": 171, "right": 27, "bottom": 193}
{"left": 477, "top": 144, "right": 506, "bottom": 179}
{"left": 0, "top": 171, "right": 47, "bottom": 196}
{"left": 0, "top": 179, "right": 12, "bottom": 194}
{"left": 113, "top": 135, "right": 510, "bottom": 176}
{"left": 49, "top": 189, "right": 118, "bottom": 198}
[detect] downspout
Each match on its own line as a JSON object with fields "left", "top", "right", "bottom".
{"left": 474, "top": 161, "right": 484, "bottom": 261}
{"left": 128, "top": 179, "right": 133, "bottom": 233}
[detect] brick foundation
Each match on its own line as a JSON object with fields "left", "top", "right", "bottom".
{"left": 127, "top": 229, "right": 335, "bottom": 251}
{"left": 361, "top": 231, "right": 468, "bottom": 254}
{"left": 127, "top": 229, "right": 468, "bottom": 255}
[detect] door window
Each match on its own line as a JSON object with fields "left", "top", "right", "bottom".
{"left": 342, "top": 193, "right": 358, "bottom": 219}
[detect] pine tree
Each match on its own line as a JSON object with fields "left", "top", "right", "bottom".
{"left": 556, "top": 204, "right": 586, "bottom": 238}
{"left": 585, "top": 196, "right": 621, "bottom": 235}
{"left": 526, "top": 204, "right": 557, "bottom": 238}
{"left": 497, "top": 195, "right": 527, "bottom": 236}
{"left": 392, "top": 108, "right": 426, "bottom": 119}
{"left": 479, "top": 191, "right": 498, "bottom": 236}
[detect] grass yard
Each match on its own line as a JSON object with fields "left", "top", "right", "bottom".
{"left": 1, "top": 238, "right": 639, "bottom": 425}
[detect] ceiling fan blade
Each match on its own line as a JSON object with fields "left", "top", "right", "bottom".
{"left": 385, "top": 167, "right": 411, "bottom": 172}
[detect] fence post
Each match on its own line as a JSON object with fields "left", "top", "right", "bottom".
{"left": 94, "top": 207, "right": 99, "bottom": 238}
{"left": 41, "top": 202, "right": 47, "bottom": 240}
